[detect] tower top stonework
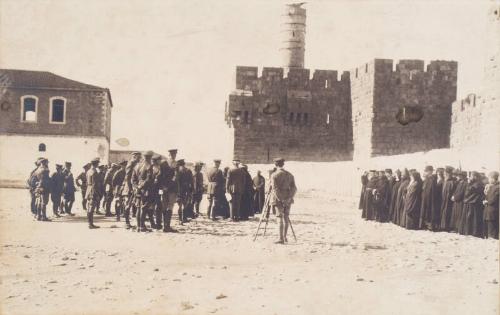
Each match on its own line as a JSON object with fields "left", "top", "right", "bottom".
{"left": 280, "top": 3, "right": 307, "bottom": 71}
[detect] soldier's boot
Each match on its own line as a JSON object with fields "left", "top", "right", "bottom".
{"left": 53, "top": 204, "right": 61, "bottom": 218}
{"left": 207, "top": 201, "right": 212, "bottom": 218}
{"left": 178, "top": 206, "right": 184, "bottom": 225}
{"left": 139, "top": 208, "right": 150, "bottom": 232}
{"left": 163, "top": 210, "right": 177, "bottom": 232}
{"left": 89, "top": 211, "right": 100, "bottom": 229}
{"left": 115, "top": 201, "right": 121, "bottom": 221}
{"left": 124, "top": 210, "right": 131, "bottom": 229}
{"left": 155, "top": 208, "right": 163, "bottom": 230}
{"left": 148, "top": 210, "right": 158, "bottom": 229}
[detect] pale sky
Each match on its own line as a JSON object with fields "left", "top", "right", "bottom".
{"left": 0, "top": 0, "right": 491, "bottom": 162}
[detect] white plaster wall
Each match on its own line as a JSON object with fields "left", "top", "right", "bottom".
{"left": 0, "top": 134, "right": 109, "bottom": 186}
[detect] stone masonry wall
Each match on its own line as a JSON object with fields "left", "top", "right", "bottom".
{"left": 350, "top": 59, "right": 458, "bottom": 160}
{"left": 0, "top": 87, "right": 112, "bottom": 140}
{"left": 227, "top": 66, "right": 352, "bottom": 163}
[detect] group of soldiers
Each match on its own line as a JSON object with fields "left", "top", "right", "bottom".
{"left": 27, "top": 159, "right": 76, "bottom": 220}
{"left": 26, "top": 149, "right": 297, "bottom": 242}
{"left": 359, "top": 166, "right": 500, "bottom": 239}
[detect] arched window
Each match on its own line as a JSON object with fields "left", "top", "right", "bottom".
{"left": 38, "top": 143, "right": 46, "bottom": 152}
{"left": 20, "top": 95, "right": 38, "bottom": 122}
{"left": 50, "top": 97, "right": 66, "bottom": 124}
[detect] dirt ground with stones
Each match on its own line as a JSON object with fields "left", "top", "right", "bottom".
{"left": 0, "top": 187, "right": 498, "bottom": 315}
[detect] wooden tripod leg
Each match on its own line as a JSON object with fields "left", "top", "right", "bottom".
{"left": 288, "top": 217, "right": 297, "bottom": 242}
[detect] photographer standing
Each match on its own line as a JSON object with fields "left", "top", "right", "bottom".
{"left": 270, "top": 158, "right": 296, "bottom": 244}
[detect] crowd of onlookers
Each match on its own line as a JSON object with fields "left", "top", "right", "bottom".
{"left": 359, "top": 166, "right": 499, "bottom": 239}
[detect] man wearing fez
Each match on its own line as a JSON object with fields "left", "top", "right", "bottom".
{"left": 226, "top": 159, "right": 246, "bottom": 222}
{"left": 192, "top": 162, "right": 204, "bottom": 218}
{"left": 120, "top": 152, "right": 141, "bottom": 229}
{"left": 50, "top": 164, "right": 64, "bottom": 218}
{"left": 440, "top": 166, "right": 456, "bottom": 231}
{"left": 85, "top": 158, "right": 101, "bottom": 229}
{"left": 160, "top": 149, "right": 180, "bottom": 230}
{"left": 419, "top": 165, "right": 438, "bottom": 230}
{"left": 483, "top": 171, "right": 499, "bottom": 239}
{"left": 252, "top": 170, "right": 266, "bottom": 214}
{"left": 62, "top": 162, "right": 76, "bottom": 215}
{"left": 76, "top": 163, "right": 91, "bottom": 211}
{"left": 270, "top": 157, "right": 297, "bottom": 244}
{"left": 207, "top": 159, "right": 224, "bottom": 220}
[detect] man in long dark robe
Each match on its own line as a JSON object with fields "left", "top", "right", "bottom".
{"left": 404, "top": 171, "right": 423, "bottom": 230}
{"left": 359, "top": 172, "right": 368, "bottom": 211}
{"left": 452, "top": 171, "right": 468, "bottom": 234}
{"left": 362, "top": 170, "right": 378, "bottom": 220}
{"left": 462, "top": 171, "right": 484, "bottom": 237}
{"left": 252, "top": 171, "right": 265, "bottom": 214}
{"left": 239, "top": 165, "right": 254, "bottom": 220}
{"left": 395, "top": 169, "right": 410, "bottom": 227}
{"left": 440, "top": 166, "right": 456, "bottom": 231}
{"left": 432, "top": 168, "right": 444, "bottom": 231}
{"left": 389, "top": 170, "right": 402, "bottom": 224}
{"left": 419, "top": 165, "right": 437, "bottom": 230}
{"left": 483, "top": 171, "right": 499, "bottom": 239}
{"left": 374, "top": 171, "right": 390, "bottom": 222}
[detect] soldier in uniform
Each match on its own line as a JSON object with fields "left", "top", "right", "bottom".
{"left": 206, "top": 159, "right": 224, "bottom": 220}
{"left": 270, "top": 158, "right": 297, "bottom": 244}
{"left": 226, "top": 159, "right": 246, "bottom": 221}
{"left": 111, "top": 160, "right": 127, "bottom": 221}
{"left": 192, "top": 162, "right": 204, "bottom": 218}
{"left": 151, "top": 154, "right": 165, "bottom": 230}
{"left": 120, "top": 152, "right": 142, "bottom": 229}
{"left": 85, "top": 158, "right": 101, "bottom": 229}
{"left": 50, "top": 164, "right": 64, "bottom": 217}
{"left": 132, "top": 151, "right": 155, "bottom": 232}
{"left": 62, "top": 162, "right": 76, "bottom": 216}
{"left": 96, "top": 165, "right": 107, "bottom": 214}
{"left": 177, "top": 159, "right": 193, "bottom": 224}
{"left": 27, "top": 158, "right": 43, "bottom": 216}
{"left": 33, "top": 158, "right": 51, "bottom": 221}
{"left": 160, "top": 149, "right": 179, "bottom": 231}
{"left": 76, "top": 163, "right": 90, "bottom": 211}
{"left": 103, "top": 163, "right": 119, "bottom": 217}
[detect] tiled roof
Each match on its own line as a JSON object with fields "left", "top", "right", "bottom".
{"left": 0, "top": 69, "right": 106, "bottom": 91}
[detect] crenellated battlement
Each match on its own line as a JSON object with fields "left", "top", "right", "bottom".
{"left": 235, "top": 66, "right": 350, "bottom": 92}
{"left": 350, "top": 59, "right": 458, "bottom": 83}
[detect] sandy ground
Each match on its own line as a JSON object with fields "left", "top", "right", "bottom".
{"left": 0, "top": 187, "right": 498, "bottom": 315}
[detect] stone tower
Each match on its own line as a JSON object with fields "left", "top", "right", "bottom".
{"left": 280, "top": 3, "right": 307, "bottom": 70}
